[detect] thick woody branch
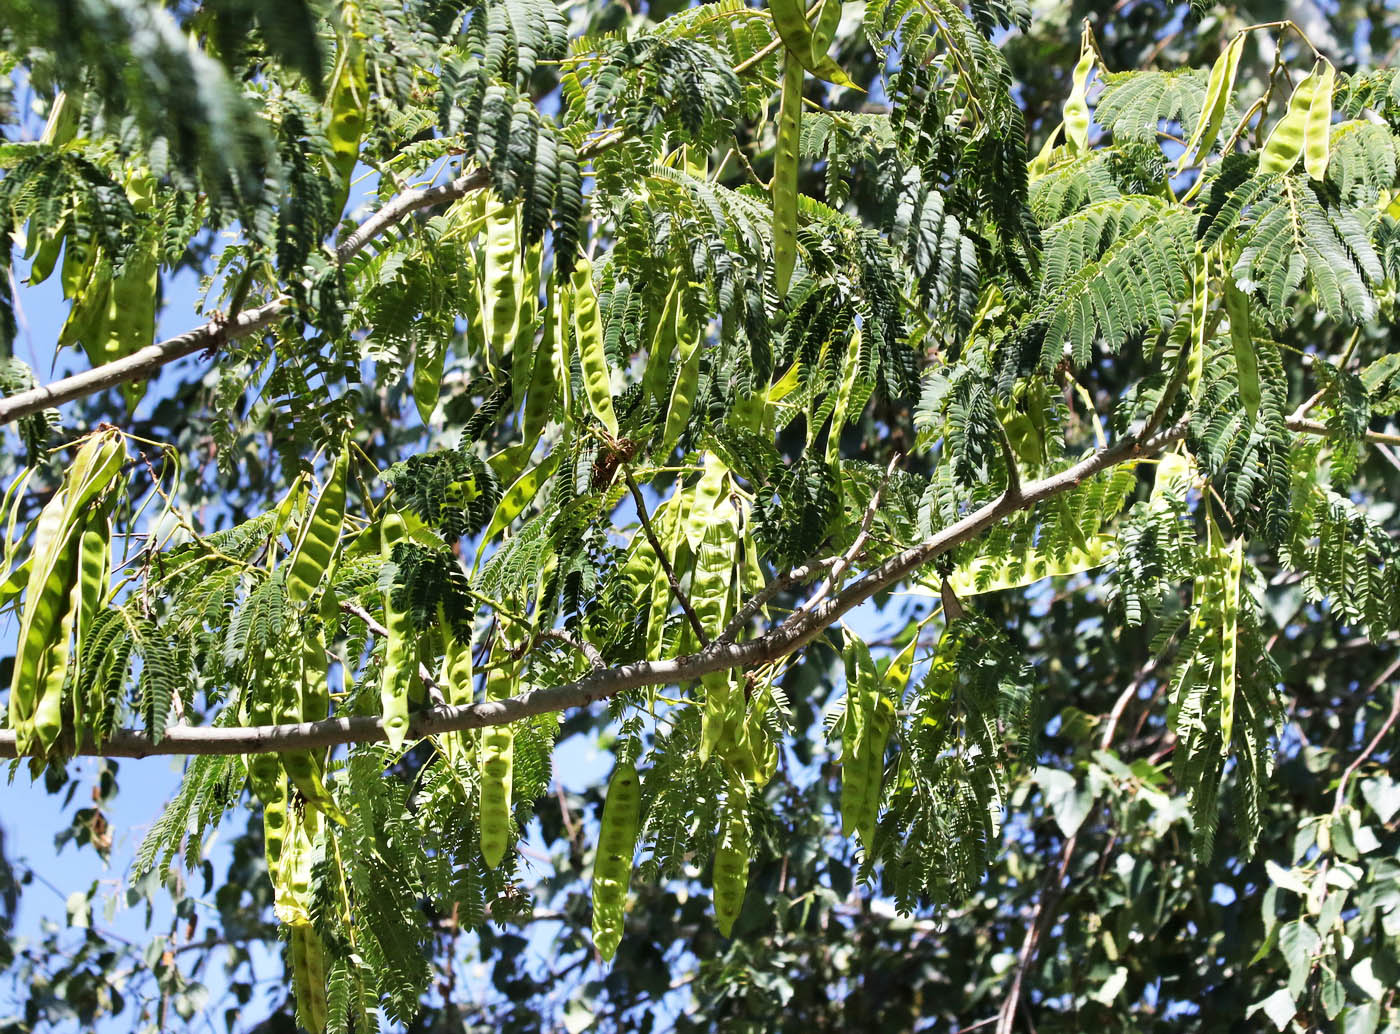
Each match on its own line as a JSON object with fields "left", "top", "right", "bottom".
{"left": 0, "top": 418, "right": 1189, "bottom": 760}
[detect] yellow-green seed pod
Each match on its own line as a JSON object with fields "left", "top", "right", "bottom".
{"left": 713, "top": 771, "right": 751, "bottom": 937}
{"left": 773, "top": 55, "right": 803, "bottom": 297}
{"left": 591, "top": 759, "right": 642, "bottom": 961}
{"left": 290, "top": 924, "right": 330, "bottom": 1034}
{"left": 379, "top": 513, "right": 413, "bottom": 751}
{"left": 1258, "top": 66, "right": 1321, "bottom": 175}
{"left": 570, "top": 256, "right": 619, "bottom": 436}
{"left": 483, "top": 203, "right": 522, "bottom": 369}
{"left": 478, "top": 631, "right": 518, "bottom": 868}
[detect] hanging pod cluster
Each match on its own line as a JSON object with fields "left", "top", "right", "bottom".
{"left": 839, "top": 638, "right": 909, "bottom": 853}
{"left": 5, "top": 429, "right": 124, "bottom": 757}
{"left": 1258, "top": 59, "right": 1335, "bottom": 178}
{"left": 601, "top": 454, "right": 777, "bottom": 946}
{"left": 241, "top": 449, "right": 349, "bottom": 1034}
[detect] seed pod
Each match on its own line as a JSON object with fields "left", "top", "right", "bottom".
{"left": 570, "top": 256, "right": 619, "bottom": 435}
{"left": 519, "top": 279, "right": 560, "bottom": 446}
{"left": 768, "top": 0, "right": 857, "bottom": 87}
{"left": 441, "top": 625, "right": 474, "bottom": 764}
{"left": 773, "top": 55, "right": 803, "bottom": 297}
{"left": 1177, "top": 32, "right": 1245, "bottom": 170}
{"left": 414, "top": 335, "right": 449, "bottom": 426}
{"left": 478, "top": 631, "right": 518, "bottom": 868}
{"left": 379, "top": 513, "right": 413, "bottom": 751}
{"left": 273, "top": 804, "right": 321, "bottom": 927}
{"left": 1303, "top": 60, "right": 1336, "bottom": 181}
{"left": 1063, "top": 43, "right": 1095, "bottom": 154}
{"left": 712, "top": 771, "right": 751, "bottom": 937}
{"left": 8, "top": 431, "right": 123, "bottom": 753}
{"left": 1223, "top": 275, "right": 1259, "bottom": 421}
{"left": 473, "top": 449, "right": 562, "bottom": 572}
{"left": 658, "top": 288, "right": 704, "bottom": 457}
{"left": 286, "top": 449, "right": 349, "bottom": 608}
{"left": 250, "top": 761, "right": 290, "bottom": 888}
{"left": 591, "top": 759, "right": 642, "bottom": 961}
{"left": 642, "top": 278, "right": 681, "bottom": 407}
{"left": 326, "top": 9, "right": 368, "bottom": 203}
{"left": 290, "top": 924, "right": 330, "bottom": 1034}
{"left": 30, "top": 542, "right": 79, "bottom": 754}
{"left": 282, "top": 633, "right": 347, "bottom": 824}
{"left": 483, "top": 203, "right": 521, "bottom": 367}
{"left": 1258, "top": 66, "right": 1321, "bottom": 175}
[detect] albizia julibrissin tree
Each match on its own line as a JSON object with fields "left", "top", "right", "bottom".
{"left": 1, "top": 0, "right": 1399, "bottom": 1030}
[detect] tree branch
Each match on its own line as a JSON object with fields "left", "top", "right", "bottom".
{"left": 0, "top": 167, "right": 508, "bottom": 427}
{"left": 0, "top": 419, "right": 1189, "bottom": 759}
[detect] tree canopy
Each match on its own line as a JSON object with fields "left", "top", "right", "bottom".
{"left": 2, "top": 0, "right": 1400, "bottom": 1031}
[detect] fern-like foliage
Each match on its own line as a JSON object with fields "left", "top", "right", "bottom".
{"left": 1017, "top": 196, "right": 1195, "bottom": 373}
{"left": 1198, "top": 158, "right": 1382, "bottom": 327}
{"left": 884, "top": 616, "right": 1036, "bottom": 910}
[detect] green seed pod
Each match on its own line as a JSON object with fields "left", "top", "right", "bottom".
{"left": 713, "top": 771, "right": 751, "bottom": 937}
{"left": 642, "top": 278, "right": 681, "bottom": 408}
{"left": 8, "top": 430, "right": 124, "bottom": 754}
{"left": 484, "top": 203, "right": 522, "bottom": 368}
{"left": 379, "top": 513, "right": 413, "bottom": 751}
{"left": 773, "top": 55, "right": 803, "bottom": 297}
{"left": 768, "top": 0, "right": 857, "bottom": 87}
{"left": 1303, "top": 60, "right": 1336, "bottom": 182}
{"left": 1062, "top": 44, "right": 1094, "bottom": 154}
{"left": 441, "top": 625, "right": 475, "bottom": 764}
{"left": 1258, "top": 66, "right": 1321, "bottom": 175}
{"left": 570, "top": 256, "right": 619, "bottom": 436}
{"left": 1177, "top": 32, "right": 1245, "bottom": 170}
{"left": 325, "top": 9, "right": 368, "bottom": 210}
{"left": 1223, "top": 273, "right": 1259, "bottom": 421}
{"left": 479, "top": 631, "right": 518, "bottom": 868}
{"left": 273, "top": 803, "right": 321, "bottom": 927}
{"left": 281, "top": 632, "right": 347, "bottom": 824}
{"left": 658, "top": 288, "right": 704, "bottom": 457}
{"left": 290, "top": 924, "right": 330, "bottom": 1034}
{"left": 286, "top": 449, "right": 349, "bottom": 608}
{"left": 591, "top": 759, "right": 642, "bottom": 961}
{"left": 473, "top": 449, "right": 562, "bottom": 572}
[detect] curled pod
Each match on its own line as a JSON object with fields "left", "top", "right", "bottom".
{"left": 591, "top": 759, "right": 642, "bottom": 961}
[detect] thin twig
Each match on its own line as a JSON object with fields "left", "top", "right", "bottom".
{"left": 799, "top": 454, "right": 900, "bottom": 616}
{"left": 1331, "top": 655, "right": 1400, "bottom": 818}
{"left": 536, "top": 628, "right": 606, "bottom": 670}
{"left": 340, "top": 599, "right": 445, "bottom": 702}
{"left": 623, "top": 469, "right": 709, "bottom": 647}
{"left": 717, "top": 554, "right": 840, "bottom": 644}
